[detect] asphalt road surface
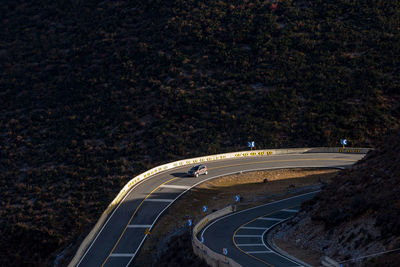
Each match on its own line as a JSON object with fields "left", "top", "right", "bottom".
{"left": 200, "top": 192, "right": 318, "bottom": 267}
{"left": 76, "top": 152, "right": 365, "bottom": 267}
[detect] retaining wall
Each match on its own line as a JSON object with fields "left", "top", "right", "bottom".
{"left": 192, "top": 205, "right": 241, "bottom": 267}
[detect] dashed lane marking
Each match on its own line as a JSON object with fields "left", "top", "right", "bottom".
{"left": 110, "top": 253, "right": 134, "bottom": 257}
{"left": 281, "top": 209, "right": 299, "bottom": 213}
{"left": 127, "top": 224, "right": 152, "bottom": 228}
{"left": 101, "top": 177, "right": 177, "bottom": 267}
{"left": 144, "top": 198, "right": 174, "bottom": 202}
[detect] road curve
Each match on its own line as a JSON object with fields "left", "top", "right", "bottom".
{"left": 200, "top": 192, "right": 318, "bottom": 267}
{"left": 76, "top": 152, "right": 365, "bottom": 267}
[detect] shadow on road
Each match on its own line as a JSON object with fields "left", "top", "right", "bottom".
{"left": 171, "top": 172, "right": 188, "bottom": 178}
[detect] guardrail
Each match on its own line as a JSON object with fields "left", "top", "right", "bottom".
{"left": 192, "top": 205, "right": 241, "bottom": 267}
{"left": 70, "top": 147, "right": 370, "bottom": 266}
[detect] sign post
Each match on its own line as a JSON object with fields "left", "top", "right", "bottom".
{"left": 340, "top": 139, "right": 348, "bottom": 149}
{"left": 203, "top": 205, "right": 207, "bottom": 213}
{"left": 235, "top": 195, "right": 240, "bottom": 203}
{"left": 145, "top": 228, "right": 151, "bottom": 236}
{"left": 248, "top": 141, "right": 255, "bottom": 150}
{"left": 223, "top": 248, "right": 228, "bottom": 261}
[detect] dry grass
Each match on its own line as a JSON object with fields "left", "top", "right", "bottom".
{"left": 133, "top": 168, "right": 338, "bottom": 266}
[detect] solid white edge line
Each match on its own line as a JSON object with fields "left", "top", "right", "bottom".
{"left": 261, "top": 218, "right": 305, "bottom": 266}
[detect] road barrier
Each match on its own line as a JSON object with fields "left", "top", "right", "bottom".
{"left": 70, "top": 147, "right": 370, "bottom": 266}
{"left": 192, "top": 205, "right": 241, "bottom": 267}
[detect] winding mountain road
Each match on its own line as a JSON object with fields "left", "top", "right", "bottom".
{"left": 75, "top": 152, "right": 365, "bottom": 267}
{"left": 200, "top": 191, "right": 317, "bottom": 267}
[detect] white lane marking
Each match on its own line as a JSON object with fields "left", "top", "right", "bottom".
{"left": 201, "top": 191, "right": 320, "bottom": 242}
{"left": 261, "top": 218, "right": 306, "bottom": 266}
{"left": 282, "top": 209, "right": 299, "bottom": 213}
{"left": 237, "top": 244, "right": 264, "bottom": 246}
{"left": 246, "top": 251, "right": 273, "bottom": 254}
{"left": 127, "top": 224, "right": 152, "bottom": 228}
{"left": 76, "top": 170, "right": 161, "bottom": 267}
{"left": 128, "top": 180, "right": 323, "bottom": 266}
{"left": 110, "top": 253, "right": 134, "bottom": 257}
{"left": 235, "top": 235, "right": 261, "bottom": 237}
{"left": 258, "top": 217, "right": 282, "bottom": 221}
{"left": 160, "top": 185, "right": 191, "bottom": 190}
{"left": 83, "top": 155, "right": 353, "bottom": 266}
{"left": 241, "top": 226, "right": 269, "bottom": 230}
{"left": 144, "top": 198, "right": 174, "bottom": 202}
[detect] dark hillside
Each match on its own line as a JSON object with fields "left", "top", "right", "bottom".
{"left": 276, "top": 130, "right": 400, "bottom": 266}
{"left": 0, "top": 0, "right": 399, "bottom": 265}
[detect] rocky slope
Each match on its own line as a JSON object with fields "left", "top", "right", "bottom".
{"left": 275, "top": 130, "right": 400, "bottom": 266}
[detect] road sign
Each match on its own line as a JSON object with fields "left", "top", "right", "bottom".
{"left": 201, "top": 236, "right": 204, "bottom": 243}
{"left": 203, "top": 205, "right": 207, "bottom": 212}
{"left": 248, "top": 141, "right": 255, "bottom": 148}
{"left": 145, "top": 228, "right": 151, "bottom": 235}
{"left": 340, "top": 139, "right": 347, "bottom": 145}
{"left": 223, "top": 248, "right": 228, "bottom": 255}
{"left": 188, "top": 219, "right": 192, "bottom": 227}
{"left": 235, "top": 195, "right": 240, "bottom": 202}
